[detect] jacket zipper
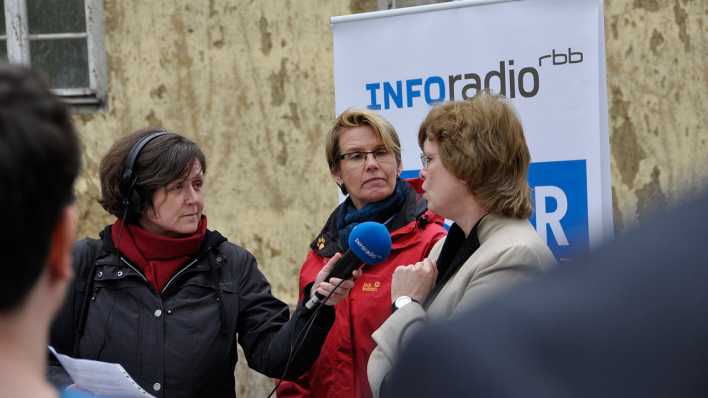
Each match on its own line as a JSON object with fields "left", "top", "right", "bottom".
{"left": 119, "top": 257, "right": 148, "bottom": 283}
{"left": 119, "top": 250, "right": 211, "bottom": 295}
{"left": 161, "top": 256, "right": 202, "bottom": 295}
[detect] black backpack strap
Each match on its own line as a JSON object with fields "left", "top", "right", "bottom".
{"left": 204, "top": 244, "right": 226, "bottom": 335}
{"left": 72, "top": 238, "right": 103, "bottom": 356}
{"left": 207, "top": 236, "right": 231, "bottom": 336}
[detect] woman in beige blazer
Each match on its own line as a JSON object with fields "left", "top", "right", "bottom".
{"left": 367, "top": 92, "right": 556, "bottom": 397}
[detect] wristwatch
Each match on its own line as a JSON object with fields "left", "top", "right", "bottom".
{"left": 392, "top": 295, "right": 418, "bottom": 313}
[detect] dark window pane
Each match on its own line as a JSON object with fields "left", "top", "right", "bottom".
{"left": 0, "top": 0, "right": 5, "bottom": 35}
{"left": 0, "top": 40, "right": 7, "bottom": 62}
{"left": 27, "top": 0, "right": 86, "bottom": 34}
{"left": 30, "top": 38, "right": 89, "bottom": 88}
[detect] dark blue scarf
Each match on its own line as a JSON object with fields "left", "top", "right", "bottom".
{"left": 336, "top": 178, "right": 410, "bottom": 250}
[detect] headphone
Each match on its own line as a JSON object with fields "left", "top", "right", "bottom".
{"left": 119, "top": 130, "right": 169, "bottom": 218}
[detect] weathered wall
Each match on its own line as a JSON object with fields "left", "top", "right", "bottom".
{"left": 70, "top": 0, "right": 706, "bottom": 396}
{"left": 606, "top": 0, "right": 707, "bottom": 232}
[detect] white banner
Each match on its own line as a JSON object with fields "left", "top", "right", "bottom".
{"left": 332, "top": 0, "right": 611, "bottom": 261}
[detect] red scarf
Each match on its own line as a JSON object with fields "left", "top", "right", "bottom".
{"left": 111, "top": 216, "right": 208, "bottom": 292}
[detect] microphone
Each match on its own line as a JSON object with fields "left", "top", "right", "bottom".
{"left": 305, "top": 221, "right": 392, "bottom": 310}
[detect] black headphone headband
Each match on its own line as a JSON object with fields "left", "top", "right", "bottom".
{"left": 120, "top": 130, "right": 169, "bottom": 209}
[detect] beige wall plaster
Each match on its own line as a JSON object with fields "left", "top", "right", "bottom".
{"left": 606, "top": 0, "right": 708, "bottom": 230}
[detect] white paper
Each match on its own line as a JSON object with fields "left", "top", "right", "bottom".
{"left": 49, "top": 346, "right": 155, "bottom": 398}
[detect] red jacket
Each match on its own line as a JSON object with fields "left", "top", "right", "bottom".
{"left": 277, "top": 181, "right": 447, "bottom": 398}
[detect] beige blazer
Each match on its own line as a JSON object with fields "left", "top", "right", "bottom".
{"left": 367, "top": 214, "right": 556, "bottom": 397}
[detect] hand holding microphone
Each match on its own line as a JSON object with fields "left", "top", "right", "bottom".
{"left": 307, "top": 222, "right": 393, "bottom": 309}
{"left": 311, "top": 253, "right": 358, "bottom": 306}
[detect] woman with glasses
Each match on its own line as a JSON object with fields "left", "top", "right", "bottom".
{"left": 277, "top": 109, "right": 447, "bottom": 398}
{"left": 367, "top": 93, "right": 556, "bottom": 398}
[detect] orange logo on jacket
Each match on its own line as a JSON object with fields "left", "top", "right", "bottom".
{"left": 362, "top": 281, "right": 381, "bottom": 292}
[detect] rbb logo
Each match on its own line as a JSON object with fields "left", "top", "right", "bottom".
{"left": 528, "top": 160, "right": 589, "bottom": 262}
{"left": 538, "top": 48, "right": 583, "bottom": 67}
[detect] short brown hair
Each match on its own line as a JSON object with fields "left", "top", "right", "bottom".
{"left": 418, "top": 93, "right": 532, "bottom": 218}
{"left": 325, "top": 108, "right": 402, "bottom": 172}
{"left": 99, "top": 128, "right": 206, "bottom": 222}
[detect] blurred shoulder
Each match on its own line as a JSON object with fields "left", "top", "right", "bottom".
{"left": 71, "top": 236, "right": 106, "bottom": 269}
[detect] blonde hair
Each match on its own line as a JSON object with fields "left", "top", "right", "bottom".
{"left": 325, "top": 108, "right": 402, "bottom": 172}
{"left": 418, "top": 93, "right": 532, "bottom": 218}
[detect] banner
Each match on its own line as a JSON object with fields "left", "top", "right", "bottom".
{"left": 332, "top": 0, "right": 611, "bottom": 261}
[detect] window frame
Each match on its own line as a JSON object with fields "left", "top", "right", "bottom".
{"left": 2, "top": 0, "right": 107, "bottom": 106}
{"left": 377, "top": 0, "right": 455, "bottom": 10}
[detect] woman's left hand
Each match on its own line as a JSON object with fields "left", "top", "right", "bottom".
{"left": 312, "top": 253, "right": 360, "bottom": 306}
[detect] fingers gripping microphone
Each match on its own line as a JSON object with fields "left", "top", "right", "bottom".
{"left": 305, "top": 222, "right": 392, "bottom": 310}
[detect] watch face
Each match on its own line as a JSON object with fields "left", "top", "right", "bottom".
{"left": 395, "top": 296, "right": 412, "bottom": 308}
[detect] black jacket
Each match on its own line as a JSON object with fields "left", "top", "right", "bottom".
{"left": 50, "top": 226, "right": 334, "bottom": 398}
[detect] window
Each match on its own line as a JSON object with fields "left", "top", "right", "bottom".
{"left": 377, "top": 0, "right": 453, "bottom": 9}
{"left": 1, "top": 0, "right": 107, "bottom": 106}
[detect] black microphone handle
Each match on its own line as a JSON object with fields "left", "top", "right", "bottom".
{"left": 327, "top": 249, "right": 363, "bottom": 279}
{"left": 305, "top": 249, "right": 363, "bottom": 310}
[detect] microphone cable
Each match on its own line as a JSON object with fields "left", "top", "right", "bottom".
{"left": 112, "top": 206, "right": 130, "bottom": 251}
{"left": 265, "top": 277, "right": 346, "bottom": 398}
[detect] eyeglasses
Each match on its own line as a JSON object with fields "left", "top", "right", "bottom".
{"left": 419, "top": 153, "right": 434, "bottom": 169}
{"left": 338, "top": 148, "right": 394, "bottom": 166}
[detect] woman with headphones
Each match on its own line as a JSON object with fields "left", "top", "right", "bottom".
{"left": 49, "top": 128, "right": 355, "bottom": 398}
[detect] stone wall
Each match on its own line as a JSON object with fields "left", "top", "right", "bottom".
{"left": 605, "top": 0, "right": 707, "bottom": 231}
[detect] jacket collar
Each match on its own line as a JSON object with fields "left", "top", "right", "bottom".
{"left": 99, "top": 224, "right": 227, "bottom": 272}
{"left": 310, "top": 181, "right": 442, "bottom": 257}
